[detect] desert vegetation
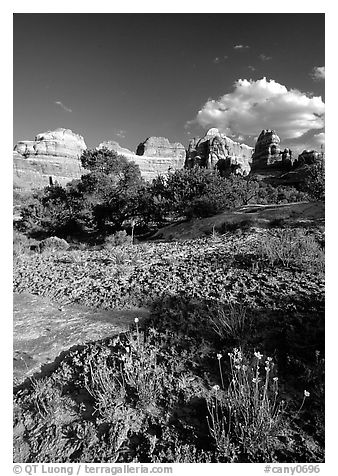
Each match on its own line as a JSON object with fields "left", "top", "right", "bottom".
{"left": 13, "top": 150, "right": 325, "bottom": 463}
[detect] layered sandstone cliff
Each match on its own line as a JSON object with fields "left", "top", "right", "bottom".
{"left": 13, "top": 128, "right": 87, "bottom": 190}
{"left": 97, "top": 137, "right": 185, "bottom": 181}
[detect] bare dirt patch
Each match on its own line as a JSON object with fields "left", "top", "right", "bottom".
{"left": 13, "top": 292, "right": 149, "bottom": 384}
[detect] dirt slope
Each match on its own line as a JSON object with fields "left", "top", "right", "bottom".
{"left": 153, "top": 201, "right": 324, "bottom": 241}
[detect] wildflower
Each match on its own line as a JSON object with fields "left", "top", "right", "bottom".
{"left": 125, "top": 346, "right": 130, "bottom": 353}
{"left": 212, "top": 385, "right": 220, "bottom": 391}
{"left": 304, "top": 390, "right": 310, "bottom": 397}
{"left": 235, "top": 365, "right": 241, "bottom": 370}
{"left": 242, "top": 365, "right": 248, "bottom": 371}
{"left": 252, "top": 378, "right": 260, "bottom": 384}
{"left": 216, "top": 353, "right": 222, "bottom": 360}
{"left": 267, "top": 357, "right": 273, "bottom": 362}
{"left": 254, "top": 351, "right": 263, "bottom": 360}
{"left": 273, "top": 377, "right": 278, "bottom": 382}
{"left": 134, "top": 317, "right": 139, "bottom": 323}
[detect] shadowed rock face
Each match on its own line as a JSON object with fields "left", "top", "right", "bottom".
{"left": 13, "top": 128, "right": 87, "bottom": 190}
{"left": 252, "top": 129, "right": 282, "bottom": 169}
{"left": 186, "top": 128, "right": 253, "bottom": 176}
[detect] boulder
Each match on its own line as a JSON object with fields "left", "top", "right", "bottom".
{"left": 39, "top": 236, "right": 69, "bottom": 253}
{"left": 186, "top": 128, "right": 253, "bottom": 176}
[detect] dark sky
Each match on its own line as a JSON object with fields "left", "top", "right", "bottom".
{"left": 13, "top": 13, "right": 325, "bottom": 152}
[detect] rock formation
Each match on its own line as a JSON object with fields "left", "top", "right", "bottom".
{"left": 296, "top": 150, "right": 322, "bottom": 167}
{"left": 97, "top": 137, "right": 186, "bottom": 182}
{"left": 251, "top": 130, "right": 283, "bottom": 169}
{"left": 136, "top": 137, "right": 186, "bottom": 160}
{"left": 97, "top": 141, "right": 134, "bottom": 157}
{"left": 186, "top": 128, "right": 253, "bottom": 176}
{"left": 13, "top": 128, "right": 87, "bottom": 190}
{"left": 15, "top": 128, "right": 86, "bottom": 159}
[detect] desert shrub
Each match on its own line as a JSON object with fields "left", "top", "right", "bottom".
{"left": 150, "top": 168, "right": 257, "bottom": 220}
{"left": 301, "top": 161, "right": 325, "bottom": 201}
{"left": 104, "top": 230, "right": 133, "bottom": 248}
{"left": 13, "top": 231, "right": 39, "bottom": 257}
{"left": 217, "top": 218, "right": 255, "bottom": 234}
{"left": 207, "top": 349, "right": 286, "bottom": 462}
{"left": 208, "top": 303, "right": 253, "bottom": 344}
{"left": 39, "top": 236, "right": 69, "bottom": 253}
{"left": 268, "top": 218, "right": 287, "bottom": 228}
{"left": 17, "top": 152, "right": 148, "bottom": 238}
{"left": 256, "top": 229, "right": 324, "bottom": 272}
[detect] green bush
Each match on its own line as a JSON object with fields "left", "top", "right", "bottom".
{"left": 301, "top": 161, "right": 325, "bottom": 201}
{"left": 104, "top": 230, "right": 133, "bottom": 248}
{"left": 13, "top": 231, "right": 38, "bottom": 257}
{"left": 256, "top": 228, "right": 324, "bottom": 272}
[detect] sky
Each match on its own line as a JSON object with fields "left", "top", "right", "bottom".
{"left": 13, "top": 13, "right": 325, "bottom": 155}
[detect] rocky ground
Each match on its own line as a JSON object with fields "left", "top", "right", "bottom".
{"left": 13, "top": 225, "right": 325, "bottom": 463}
{"left": 13, "top": 293, "right": 149, "bottom": 385}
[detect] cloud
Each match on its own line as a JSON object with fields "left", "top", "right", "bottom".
{"left": 114, "top": 129, "right": 126, "bottom": 138}
{"left": 259, "top": 54, "right": 272, "bottom": 61}
{"left": 311, "top": 66, "right": 325, "bottom": 81}
{"left": 213, "top": 57, "right": 220, "bottom": 64}
{"left": 188, "top": 77, "right": 325, "bottom": 142}
{"left": 248, "top": 65, "right": 256, "bottom": 71}
{"left": 234, "top": 44, "right": 250, "bottom": 49}
{"left": 54, "top": 100, "right": 72, "bottom": 113}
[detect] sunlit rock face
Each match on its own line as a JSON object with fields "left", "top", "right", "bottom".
{"left": 14, "top": 128, "right": 87, "bottom": 159}
{"left": 97, "top": 137, "right": 186, "bottom": 182}
{"left": 251, "top": 130, "right": 323, "bottom": 172}
{"left": 96, "top": 141, "right": 134, "bottom": 157}
{"left": 136, "top": 137, "right": 186, "bottom": 160}
{"left": 186, "top": 128, "right": 253, "bottom": 176}
{"left": 13, "top": 128, "right": 87, "bottom": 190}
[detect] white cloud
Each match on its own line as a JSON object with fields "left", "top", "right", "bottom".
{"left": 189, "top": 77, "right": 325, "bottom": 142}
{"left": 248, "top": 65, "right": 256, "bottom": 71}
{"left": 54, "top": 100, "right": 72, "bottom": 113}
{"left": 234, "top": 44, "right": 250, "bottom": 49}
{"left": 259, "top": 54, "right": 272, "bottom": 61}
{"left": 114, "top": 129, "right": 126, "bottom": 138}
{"left": 213, "top": 57, "right": 220, "bottom": 64}
{"left": 311, "top": 66, "right": 325, "bottom": 81}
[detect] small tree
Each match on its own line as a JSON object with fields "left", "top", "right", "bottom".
{"left": 302, "top": 160, "right": 325, "bottom": 201}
